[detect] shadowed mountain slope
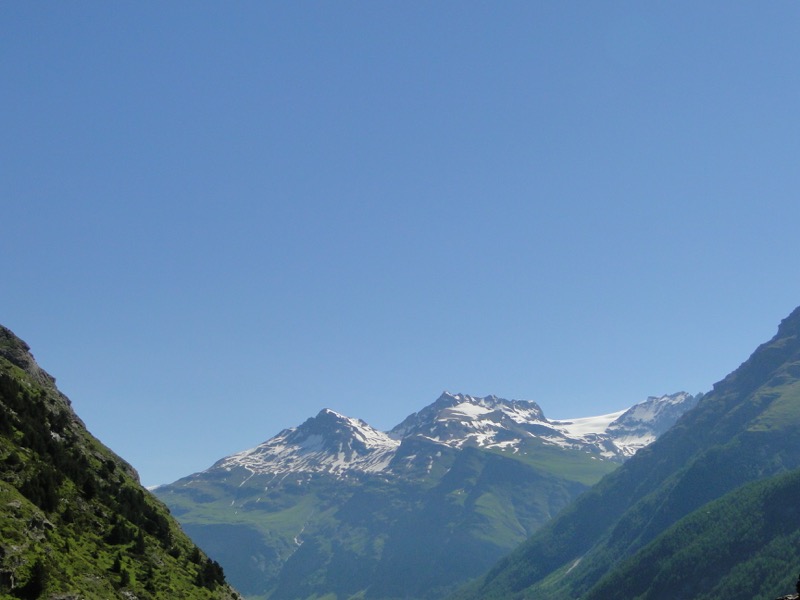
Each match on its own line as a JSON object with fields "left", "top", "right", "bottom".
{"left": 451, "top": 305, "right": 800, "bottom": 600}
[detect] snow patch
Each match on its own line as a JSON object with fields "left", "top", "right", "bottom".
{"left": 551, "top": 410, "right": 626, "bottom": 437}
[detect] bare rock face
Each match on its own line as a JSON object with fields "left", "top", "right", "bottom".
{"left": 0, "top": 326, "right": 59, "bottom": 391}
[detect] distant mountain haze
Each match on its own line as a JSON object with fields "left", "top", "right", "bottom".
{"left": 156, "top": 390, "right": 697, "bottom": 599}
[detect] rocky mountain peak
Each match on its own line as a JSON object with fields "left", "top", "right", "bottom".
{"left": 390, "top": 391, "right": 546, "bottom": 441}
{"left": 777, "top": 304, "right": 800, "bottom": 337}
{"left": 298, "top": 407, "right": 359, "bottom": 436}
{"left": 607, "top": 391, "right": 700, "bottom": 442}
{"left": 0, "top": 326, "right": 59, "bottom": 391}
{"left": 213, "top": 408, "right": 399, "bottom": 478}
{"left": 316, "top": 407, "right": 349, "bottom": 420}
{"left": 290, "top": 408, "right": 393, "bottom": 453}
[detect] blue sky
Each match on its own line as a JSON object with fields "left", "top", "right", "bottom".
{"left": 3, "top": 2, "right": 800, "bottom": 487}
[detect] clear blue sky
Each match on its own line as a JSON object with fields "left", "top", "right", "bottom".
{"left": 3, "top": 2, "right": 800, "bottom": 487}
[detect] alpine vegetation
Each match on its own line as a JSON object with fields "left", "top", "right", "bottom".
{"left": 0, "top": 325, "right": 240, "bottom": 599}
{"left": 450, "top": 305, "right": 800, "bottom": 600}
{"left": 156, "top": 391, "right": 696, "bottom": 599}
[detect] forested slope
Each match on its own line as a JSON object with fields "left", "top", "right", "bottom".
{"left": 0, "top": 325, "right": 240, "bottom": 599}
{"left": 451, "top": 305, "right": 800, "bottom": 600}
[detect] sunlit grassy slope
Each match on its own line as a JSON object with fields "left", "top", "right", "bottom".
{"left": 0, "top": 325, "right": 240, "bottom": 599}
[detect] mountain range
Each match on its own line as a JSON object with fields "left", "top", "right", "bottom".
{"left": 450, "top": 305, "right": 800, "bottom": 600}
{"left": 6, "top": 302, "right": 799, "bottom": 600}
{"left": 156, "top": 390, "right": 697, "bottom": 599}
{"left": 0, "top": 325, "right": 239, "bottom": 599}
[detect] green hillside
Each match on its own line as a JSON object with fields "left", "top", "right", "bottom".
{"left": 584, "top": 467, "right": 800, "bottom": 600}
{"left": 450, "top": 305, "right": 800, "bottom": 600}
{"left": 158, "top": 436, "right": 613, "bottom": 600}
{"left": 0, "top": 325, "right": 240, "bottom": 599}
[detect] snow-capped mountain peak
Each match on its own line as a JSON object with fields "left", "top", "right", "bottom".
{"left": 548, "top": 392, "right": 700, "bottom": 458}
{"left": 209, "top": 391, "right": 699, "bottom": 480}
{"left": 605, "top": 391, "right": 700, "bottom": 456}
{"left": 389, "top": 392, "right": 547, "bottom": 444}
{"left": 295, "top": 408, "right": 393, "bottom": 451}
{"left": 214, "top": 407, "right": 399, "bottom": 478}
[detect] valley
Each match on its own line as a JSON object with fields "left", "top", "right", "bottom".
{"left": 156, "top": 391, "right": 697, "bottom": 599}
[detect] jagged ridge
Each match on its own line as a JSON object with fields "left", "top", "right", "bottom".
{"left": 211, "top": 391, "right": 698, "bottom": 480}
